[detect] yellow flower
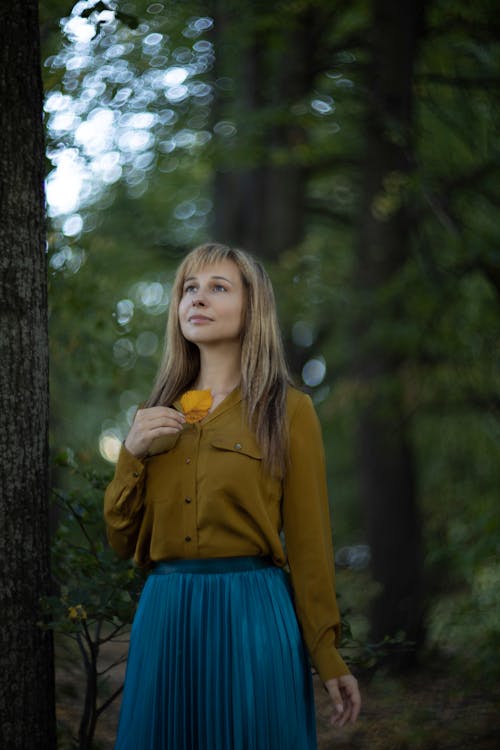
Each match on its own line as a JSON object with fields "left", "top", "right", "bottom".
{"left": 180, "top": 390, "right": 212, "bottom": 423}
{"left": 68, "top": 604, "right": 87, "bottom": 621}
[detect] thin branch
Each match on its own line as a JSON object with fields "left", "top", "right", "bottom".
{"left": 96, "top": 684, "right": 124, "bottom": 717}
{"left": 98, "top": 622, "right": 130, "bottom": 646}
{"left": 97, "top": 654, "right": 128, "bottom": 677}
{"left": 76, "top": 632, "right": 91, "bottom": 672}
{"left": 94, "top": 619, "right": 102, "bottom": 649}
{"left": 52, "top": 489, "right": 98, "bottom": 555}
{"left": 82, "top": 617, "right": 97, "bottom": 659}
{"left": 98, "top": 621, "right": 125, "bottom": 641}
{"left": 419, "top": 187, "right": 460, "bottom": 235}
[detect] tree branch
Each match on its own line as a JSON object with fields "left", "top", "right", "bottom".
{"left": 97, "top": 684, "right": 124, "bottom": 717}
{"left": 97, "top": 653, "right": 128, "bottom": 677}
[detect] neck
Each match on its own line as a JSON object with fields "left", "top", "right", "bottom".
{"left": 194, "top": 342, "right": 242, "bottom": 396}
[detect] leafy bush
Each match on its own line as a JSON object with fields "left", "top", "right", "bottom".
{"left": 41, "top": 451, "right": 145, "bottom": 749}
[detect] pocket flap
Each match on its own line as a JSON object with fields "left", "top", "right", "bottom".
{"left": 210, "top": 435, "right": 262, "bottom": 460}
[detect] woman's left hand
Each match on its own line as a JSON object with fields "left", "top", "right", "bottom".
{"left": 324, "top": 674, "right": 361, "bottom": 727}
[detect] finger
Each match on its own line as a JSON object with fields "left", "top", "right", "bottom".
{"left": 140, "top": 408, "right": 185, "bottom": 423}
{"left": 325, "top": 681, "right": 344, "bottom": 726}
{"left": 349, "top": 689, "right": 361, "bottom": 723}
{"left": 149, "top": 425, "right": 183, "bottom": 437}
{"left": 142, "top": 417, "right": 185, "bottom": 431}
{"left": 137, "top": 407, "right": 186, "bottom": 424}
{"left": 335, "top": 693, "right": 352, "bottom": 727}
{"left": 157, "top": 406, "right": 186, "bottom": 422}
{"left": 341, "top": 681, "right": 361, "bottom": 724}
{"left": 330, "top": 707, "right": 344, "bottom": 727}
{"left": 336, "top": 699, "right": 352, "bottom": 727}
{"left": 136, "top": 413, "right": 185, "bottom": 431}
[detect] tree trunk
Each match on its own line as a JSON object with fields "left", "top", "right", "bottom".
{"left": 210, "top": 0, "right": 323, "bottom": 259}
{"left": 352, "top": 0, "right": 428, "bottom": 666}
{"left": 0, "top": 1, "right": 56, "bottom": 746}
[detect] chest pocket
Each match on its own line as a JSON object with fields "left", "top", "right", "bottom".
{"left": 210, "top": 435, "right": 262, "bottom": 460}
{"left": 208, "top": 433, "right": 280, "bottom": 502}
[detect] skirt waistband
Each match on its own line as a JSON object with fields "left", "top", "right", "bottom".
{"left": 151, "top": 555, "right": 274, "bottom": 575}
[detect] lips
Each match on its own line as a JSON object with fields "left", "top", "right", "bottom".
{"left": 188, "top": 315, "right": 213, "bottom": 323}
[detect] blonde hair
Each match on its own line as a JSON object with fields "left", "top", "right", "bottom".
{"left": 145, "top": 243, "right": 292, "bottom": 475}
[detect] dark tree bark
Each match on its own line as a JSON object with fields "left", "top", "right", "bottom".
{"left": 352, "top": 0, "right": 428, "bottom": 666}
{"left": 210, "top": 0, "right": 328, "bottom": 260}
{"left": 0, "top": 2, "right": 56, "bottom": 746}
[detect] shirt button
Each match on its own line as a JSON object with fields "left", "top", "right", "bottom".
{"left": 185, "top": 536, "right": 192, "bottom": 542}
{"left": 185, "top": 457, "right": 191, "bottom": 464}
{"left": 184, "top": 497, "right": 192, "bottom": 504}
{"left": 234, "top": 442, "right": 242, "bottom": 450}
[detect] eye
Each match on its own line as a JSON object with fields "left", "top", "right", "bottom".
{"left": 183, "top": 284, "right": 197, "bottom": 294}
{"left": 213, "top": 283, "right": 228, "bottom": 292}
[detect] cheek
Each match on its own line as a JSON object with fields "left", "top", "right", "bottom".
{"left": 177, "top": 301, "right": 190, "bottom": 334}
{"left": 233, "top": 300, "right": 246, "bottom": 334}
{"left": 237, "top": 294, "right": 247, "bottom": 329}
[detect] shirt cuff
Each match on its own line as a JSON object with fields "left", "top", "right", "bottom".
{"left": 115, "top": 443, "right": 145, "bottom": 482}
{"left": 314, "top": 646, "right": 351, "bottom": 682}
{"left": 111, "top": 444, "right": 145, "bottom": 515}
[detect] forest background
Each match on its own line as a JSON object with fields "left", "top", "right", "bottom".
{"left": 1, "top": 0, "right": 499, "bottom": 748}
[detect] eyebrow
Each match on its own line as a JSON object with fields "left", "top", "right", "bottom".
{"left": 184, "top": 275, "right": 233, "bottom": 284}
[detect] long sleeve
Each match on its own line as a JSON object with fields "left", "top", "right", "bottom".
{"left": 282, "top": 393, "right": 350, "bottom": 682}
{"left": 103, "top": 443, "right": 146, "bottom": 560}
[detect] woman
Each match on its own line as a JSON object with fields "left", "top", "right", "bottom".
{"left": 104, "top": 242, "right": 361, "bottom": 749}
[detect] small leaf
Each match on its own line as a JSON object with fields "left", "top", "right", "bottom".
{"left": 180, "top": 390, "right": 213, "bottom": 423}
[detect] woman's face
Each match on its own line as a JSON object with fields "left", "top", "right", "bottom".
{"left": 178, "top": 259, "right": 246, "bottom": 347}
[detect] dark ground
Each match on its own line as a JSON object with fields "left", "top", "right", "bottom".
{"left": 56, "top": 637, "right": 500, "bottom": 749}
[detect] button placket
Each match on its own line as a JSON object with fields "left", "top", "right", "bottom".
{"left": 182, "top": 425, "right": 200, "bottom": 550}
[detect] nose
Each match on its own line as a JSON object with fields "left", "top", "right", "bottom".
{"left": 192, "top": 293, "right": 206, "bottom": 307}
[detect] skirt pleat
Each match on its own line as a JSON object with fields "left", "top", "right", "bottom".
{"left": 115, "top": 556, "right": 317, "bottom": 750}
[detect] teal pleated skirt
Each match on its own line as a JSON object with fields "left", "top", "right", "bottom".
{"left": 114, "top": 556, "right": 317, "bottom": 749}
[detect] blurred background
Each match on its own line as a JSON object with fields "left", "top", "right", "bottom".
{"left": 39, "top": 1, "right": 499, "bottom": 747}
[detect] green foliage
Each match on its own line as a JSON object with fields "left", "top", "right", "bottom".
{"left": 42, "top": 0, "right": 500, "bottom": 692}
{"left": 428, "top": 557, "right": 500, "bottom": 681}
{"left": 41, "top": 452, "right": 145, "bottom": 748}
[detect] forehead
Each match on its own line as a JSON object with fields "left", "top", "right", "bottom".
{"left": 183, "top": 258, "right": 242, "bottom": 282}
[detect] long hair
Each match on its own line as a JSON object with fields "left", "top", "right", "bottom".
{"left": 145, "top": 243, "right": 292, "bottom": 475}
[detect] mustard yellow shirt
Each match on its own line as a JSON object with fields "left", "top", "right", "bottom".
{"left": 103, "top": 385, "right": 349, "bottom": 681}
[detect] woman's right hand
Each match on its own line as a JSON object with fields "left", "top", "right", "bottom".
{"left": 124, "top": 406, "right": 186, "bottom": 458}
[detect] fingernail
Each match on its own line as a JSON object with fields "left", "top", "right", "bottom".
{"left": 336, "top": 704, "right": 343, "bottom": 714}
